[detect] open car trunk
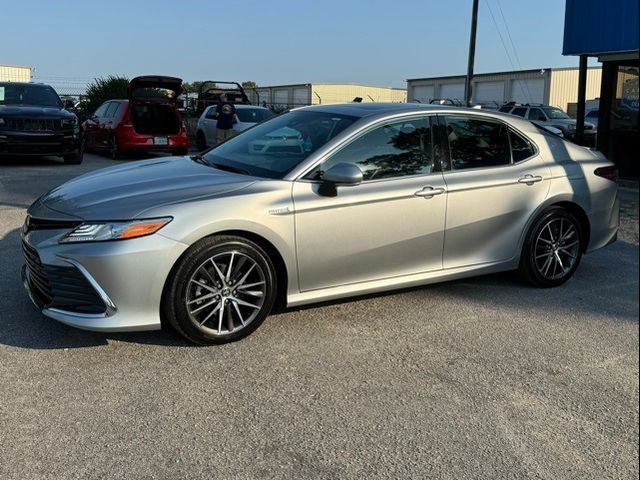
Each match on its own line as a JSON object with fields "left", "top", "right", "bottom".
{"left": 130, "top": 103, "right": 180, "bottom": 135}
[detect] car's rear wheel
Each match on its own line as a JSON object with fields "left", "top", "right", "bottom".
{"left": 163, "top": 235, "right": 277, "bottom": 344}
{"left": 519, "top": 207, "right": 583, "bottom": 287}
{"left": 109, "top": 136, "right": 124, "bottom": 160}
{"left": 196, "top": 130, "right": 207, "bottom": 151}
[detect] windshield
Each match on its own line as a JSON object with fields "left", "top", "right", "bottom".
{"left": 0, "top": 84, "right": 62, "bottom": 108}
{"left": 202, "top": 110, "right": 358, "bottom": 178}
{"left": 236, "top": 107, "right": 274, "bottom": 123}
{"left": 543, "top": 107, "right": 570, "bottom": 120}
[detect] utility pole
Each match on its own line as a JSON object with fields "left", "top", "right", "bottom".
{"left": 464, "top": 0, "right": 480, "bottom": 107}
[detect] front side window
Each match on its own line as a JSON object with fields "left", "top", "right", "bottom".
{"left": 202, "top": 110, "right": 357, "bottom": 179}
{"left": 105, "top": 102, "right": 119, "bottom": 118}
{"left": 512, "top": 107, "right": 527, "bottom": 117}
{"left": 310, "top": 117, "right": 434, "bottom": 181}
{"left": 528, "top": 108, "right": 547, "bottom": 121}
{"left": 445, "top": 116, "right": 510, "bottom": 170}
{"left": 586, "top": 110, "right": 598, "bottom": 119}
{"left": 498, "top": 106, "right": 513, "bottom": 113}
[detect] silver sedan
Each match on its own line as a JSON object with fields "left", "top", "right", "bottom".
{"left": 22, "top": 103, "right": 620, "bottom": 344}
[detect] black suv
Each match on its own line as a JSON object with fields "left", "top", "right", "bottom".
{"left": 0, "top": 82, "right": 83, "bottom": 164}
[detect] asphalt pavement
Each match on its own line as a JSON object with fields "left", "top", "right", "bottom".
{"left": 0, "top": 153, "right": 638, "bottom": 480}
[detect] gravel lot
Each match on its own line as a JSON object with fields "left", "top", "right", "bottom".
{"left": 1, "top": 154, "right": 638, "bottom": 480}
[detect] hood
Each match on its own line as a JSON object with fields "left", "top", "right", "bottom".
{"left": 128, "top": 75, "right": 183, "bottom": 103}
{"left": 0, "top": 105, "right": 75, "bottom": 119}
{"left": 32, "top": 156, "right": 256, "bottom": 220}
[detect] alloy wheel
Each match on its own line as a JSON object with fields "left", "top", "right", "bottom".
{"left": 534, "top": 217, "right": 580, "bottom": 281}
{"left": 185, "top": 251, "right": 266, "bottom": 336}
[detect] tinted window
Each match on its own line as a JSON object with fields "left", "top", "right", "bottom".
{"left": 509, "top": 129, "right": 535, "bottom": 162}
{"left": 498, "top": 106, "right": 513, "bottom": 113}
{"left": 94, "top": 102, "right": 110, "bottom": 117}
{"left": 105, "top": 102, "right": 119, "bottom": 118}
{"left": 586, "top": 110, "right": 598, "bottom": 118}
{"left": 205, "top": 107, "right": 217, "bottom": 119}
{"left": 236, "top": 108, "right": 275, "bottom": 123}
{"left": 445, "top": 116, "right": 510, "bottom": 170}
{"left": 528, "top": 108, "right": 547, "bottom": 121}
{"left": 512, "top": 107, "right": 527, "bottom": 117}
{"left": 543, "top": 107, "right": 570, "bottom": 119}
{"left": 202, "top": 110, "right": 357, "bottom": 179}
{"left": 313, "top": 118, "right": 434, "bottom": 181}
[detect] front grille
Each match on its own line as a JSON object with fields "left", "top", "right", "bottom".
{"left": 22, "top": 238, "right": 107, "bottom": 314}
{"left": 5, "top": 118, "right": 62, "bottom": 132}
{"left": 23, "top": 216, "right": 81, "bottom": 234}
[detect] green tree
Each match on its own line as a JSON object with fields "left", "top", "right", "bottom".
{"left": 84, "top": 76, "right": 129, "bottom": 114}
{"left": 183, "top": 81, "right": 208, "bottom": 93}
{"left": 241, "top": 81, "right": 258, "bottom": 89}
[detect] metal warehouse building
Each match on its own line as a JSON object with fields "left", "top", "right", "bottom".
{"left": 407, "top": 67, "right": 602, "bottom": 111}
{"left": 0, "top": 64, "right": 32, "bottom": 82}
{"left": 247, "top": 83, "right": 406, "bottom": 108}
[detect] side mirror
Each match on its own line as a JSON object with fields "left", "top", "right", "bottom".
{"left": 318, "top": 163, "right": 363, "bottom": 197}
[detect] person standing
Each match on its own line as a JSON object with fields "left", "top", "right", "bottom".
{"left": 214, "top": 93, "right": 236, "bottom": 143}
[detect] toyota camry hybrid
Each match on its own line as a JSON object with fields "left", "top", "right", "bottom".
{"left": 21, "top": 103, "right": 619, "bottom": 344}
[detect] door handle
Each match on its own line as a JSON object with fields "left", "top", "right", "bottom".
{"left": 415, "top": 186, "right": 446, "bottom": 198}
{"left": 518, "top": 174, "right": 543, "bottom": 185}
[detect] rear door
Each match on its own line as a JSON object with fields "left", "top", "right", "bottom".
{"left": 439, "top": 114, "right": 551, "bottom": 269}
{"left": 85, "top": 102, "right": 110, "bottom": 148}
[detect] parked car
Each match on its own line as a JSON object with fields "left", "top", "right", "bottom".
{"left": 0, "top": 82, "right": 83, "bottom": 164}
{"left": 196, "top": 104, "right": 274, "bottom": 150}
{"left": 498, "top": 103, "right": 596, "bottom": 141}
{"left": 22, "top": 103, "right": 619, "bottom": 344}
{"left": 82, "top": 76, "right": 189, "bottom": 159}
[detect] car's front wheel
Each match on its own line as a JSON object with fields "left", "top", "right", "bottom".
{"left": 519, "top": 207, "right": 584, "bottom": 287}
{"left": 163, "top": 235, "right": 277, "bottom": 344}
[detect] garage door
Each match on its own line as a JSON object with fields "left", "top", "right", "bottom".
{"left": 440, "top": 83, "right": 465, "bottom": 101}
{"left": 510, "top": 78, "right": 545, "bottom": 104}
{"left": 411, "top": 85, "right": 434, "bottom": 103}
{"left": 293, "top": 87, "right": 309, "bottom": 107}
{"left": 474, "top": 81, "right": 505, "bottom": 104}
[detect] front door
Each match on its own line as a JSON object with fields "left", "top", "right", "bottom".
{"left": 293, "top": 115, "right": 447, "bottom": 292}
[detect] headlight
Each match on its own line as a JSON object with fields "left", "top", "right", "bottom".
{"left": 61, "top": 117, "right": 78, "bottom": 127}
{"left": 60, "top": 218, "right": 172, "bottom": 243}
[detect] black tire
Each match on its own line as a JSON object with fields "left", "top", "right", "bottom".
{"left": 172, "top": 147, "right": 188, "bottom": 156}
{"left": 519, "top": 207, "right": 584, "bottom": 287}
{"left": 109, "top": 135, "right": 125, "bottom": 160}
{"left": 63, "top": 144, "right": 83, "bottom": 165}
{"left": 196, "top": 130, "right": 207, "bottom": 151}
{"left": 162, "top": 235, "right": 277, "bottom": 344}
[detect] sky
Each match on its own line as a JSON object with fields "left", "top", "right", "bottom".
{"left": 0, "top": 0, "right": 590, "bottom": 90}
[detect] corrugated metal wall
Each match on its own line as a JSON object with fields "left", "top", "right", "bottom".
{"left": 548, "top": 67, "right": 602, "bottom": 110}
{"left": 0, "top": 64, "right": 32, "bottom": 82}
{"left": 311, "top": 84, "right": 406, "bottom": 104}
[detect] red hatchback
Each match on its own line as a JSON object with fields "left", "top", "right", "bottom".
{"left": 83, "top": 76, "right": 189, "bottom": 159}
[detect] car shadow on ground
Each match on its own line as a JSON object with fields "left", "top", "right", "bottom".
{"left": 1, "top": 219, "right": 637, "bottom": 350}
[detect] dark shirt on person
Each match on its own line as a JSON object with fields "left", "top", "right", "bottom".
{"left": 216, "top": 101, "right": 236, "bottom": 130}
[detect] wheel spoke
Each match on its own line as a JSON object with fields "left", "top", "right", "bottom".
{"left": 239, "top": 290, "right": 264, "bottom": 297}
{"left": 542, "top": 255, "right": 553, "bottom": 276}
{"left": 198, "top": 302, "right": 222, "bottom": 326}
{"left": 546, "top": 223, "right": 555, "bottom": 243}
{"left": 217, "top": 302, "right": 225, "bottom": 334}
{"left": 210, "top": 259, "right": 226, "bottom": 283}
{"left": 187, "top": 292, "right": 216, "bottom": 306}
{"left": 226, "top": 252, "right": 235, "bottom": 282}
{"left": 237, "top": 280, "right": 265, "bottom": 290}
{"left": 190, "top": 279, "right": 217, "bottom": 294}
{"left": 232, "top": 297, "right": 260, "bottom": 310}
{"left": 554, "top": 251, "right": 565, "bottom": 271}
{"left": 562, "top": 240, "right": 579, "bottom": 249}
{"left": 226, "top": 303, "right": 235, "bottom": 332}
{"left": 232, "top": 301, "right": 245, "bottom": 326}
{"left": 236, "top": 264, "right": 256, "bottom": 287}
{"left": 559, "top": 248, "right": 577, "bottom": 259}
{"left": 190, "top": 297, "right": 218, "bottom": 314}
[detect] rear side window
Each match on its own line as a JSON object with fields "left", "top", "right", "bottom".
{"left": 509, "top": 130, "right": 536, "bottom": 162}
{"left": 236, "top": 108, "right": 274, "bottom": 123}
{"left": 512, "top": 107, "right": 527, "bottom": 117}
{"left": 528, "top": 108, "right": 547, "bottom": 121}
{"left": 444, "top": 116, "right": 510, "bottom": 170}
{"left": 498, "top": 106, "right": 512, "bottom": 113}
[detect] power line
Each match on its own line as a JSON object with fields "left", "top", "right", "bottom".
{"left": 485, "top": 0, "right": 531, "bottom": 103}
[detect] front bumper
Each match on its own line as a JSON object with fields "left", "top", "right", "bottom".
{"left": 0, "top": 129, "right": 81, "bottom": 156}
{"left": 21, "top": 229, "right": 188, "bottom": 332}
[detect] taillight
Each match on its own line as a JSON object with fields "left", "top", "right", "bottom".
{"left": 594, "top": 166, "right": 618, "bottom": 181}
